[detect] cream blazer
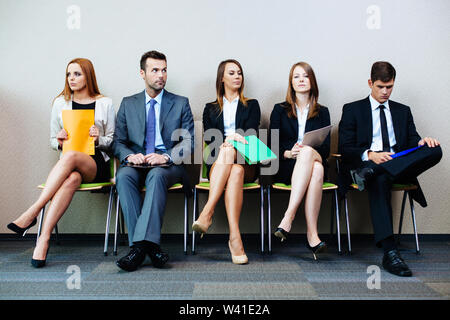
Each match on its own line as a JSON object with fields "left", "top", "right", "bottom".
{"left": 50, "top": 96, "right": 116, "bottom": 161}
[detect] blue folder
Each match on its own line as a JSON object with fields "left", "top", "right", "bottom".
{"left": 390, "top": 145, "right": 424, "bottom": 159}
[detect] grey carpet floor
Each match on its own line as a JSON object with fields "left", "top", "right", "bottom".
{"left": 0, "top": 236, "right": 449, "bottom": 300}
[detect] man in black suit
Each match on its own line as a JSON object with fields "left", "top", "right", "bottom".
{"left": 338, "top": 61, "right": 442, "bottom": 277}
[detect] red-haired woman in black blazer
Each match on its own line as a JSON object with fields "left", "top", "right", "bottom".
{"left": 270, "top": 62, "right": 330, "bottom": 260}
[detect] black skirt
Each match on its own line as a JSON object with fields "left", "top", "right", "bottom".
{"left": 91, "top": 149, "right": 110, "bottom": 183}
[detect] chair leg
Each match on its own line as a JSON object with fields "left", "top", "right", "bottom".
{"left": 267, "top": 186, "right": 272, "bottom": 255}
{"left": 408, "top": 192, "right": 420, "bottom": 254}
{"left": 36, "top": 206, "right": 45, "bottom": 242}
{"left": 398, "top": 191, "right": 407, "bottom": 246}
{"left": 259, "top": 186, "right": 264, "bottom": 254}
{"left": 344, "top": 195, "right": 351, "bottom": 254}
{"left": 334, "top": 190, "right": 342, "bottom": 254}
{"left": 191, "top": 187, "right": 197, "bottom": 255}
{"left": 184, "top": 192, "right": 188, "bottom": 255}
{"left": 54, "top": 224, "right": 60, "bottom": 245}
{"left": 114, "top": 194, "right": 120, "bottom": 256}
{"left": 329, "top": 195, "right": 334, "bottom": 240}
{"left": 103, "top": 186, "right": 114, "bottom": 256}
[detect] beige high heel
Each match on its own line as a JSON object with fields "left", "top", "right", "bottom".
{"left": 192, "top": 220, "right": 212, "bottom": 239}
{"left": 228, "top": 241, "right": 248, "bottom": 265}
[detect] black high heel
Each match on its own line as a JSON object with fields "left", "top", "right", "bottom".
{"left": 7, "top": 218, "right": 37, "bottom": 236}
{"left": 306, "top": 241, "right": 327, "bottom": 261}
{"left": 31, "top": 247, "right": 49, "bottom": 268}
{"left": 274, "top": 228, "right": 289, "bottom": 242}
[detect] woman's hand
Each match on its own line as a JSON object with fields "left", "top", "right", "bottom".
{"left": 284, "top": 143, "right": 303, "bottom": 159}
{"left": 56, "top": 129, "right": 68, "bottom": 148}
{"left": 225, "top": 133, "right": 248, "bottom": 145}
{"left": 89, "top": 125, "right": 100, "bottom": 145}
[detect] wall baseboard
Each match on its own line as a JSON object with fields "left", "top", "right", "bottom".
{"left": 0, "top": 233, "right": 449, "bottom": 242}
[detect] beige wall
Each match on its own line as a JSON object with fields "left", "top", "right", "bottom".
{"left": 1, "top": 0, "right": 449, "bottom": 235}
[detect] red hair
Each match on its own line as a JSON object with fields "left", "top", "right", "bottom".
{"left": 56, "top": 58, "right": 102, "bottom": 102}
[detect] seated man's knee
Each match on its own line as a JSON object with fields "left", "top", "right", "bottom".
{"left": 146, "top": 168, "right": 168, "bottom": 186}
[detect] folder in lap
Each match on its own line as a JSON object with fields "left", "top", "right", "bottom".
{"left": 301, "top": 125, "right": 332, "bottom": 147}
{"left": 230, "top": 135, "right": 277, "bottom": 165}
{"left": 390, "top": 145, "right": 424, "bottom": 159}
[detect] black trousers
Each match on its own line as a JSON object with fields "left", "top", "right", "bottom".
{"left": 361, "top": 145, "right": 442, "bottom": 245}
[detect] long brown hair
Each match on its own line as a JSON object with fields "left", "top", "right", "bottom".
{"left": 56, "top": 58, "right": 102, "bottom": 102}
{"left": 214, "top": 59, "right": 247, "bottom": 111}
{"left": 284, "top": 61, "right": 320, "bottom": 119}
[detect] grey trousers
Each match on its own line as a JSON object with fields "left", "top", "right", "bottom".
{"left": 116, "top": 165, "right": 184, "bottom": 247}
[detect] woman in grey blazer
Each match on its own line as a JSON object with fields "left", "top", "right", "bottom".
{"left": 7, "top": 58, "right": 115, "bottom": 268}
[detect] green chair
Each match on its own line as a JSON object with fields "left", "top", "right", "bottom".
{"left": 37, "top": 158, "right": 116, "bottom": 256}
{"left": 266, "top": 181, "right": 344, "bottom": 254}
{"left": 113, "top": 181, "right": 189, "bottom": 256}
{"left": 191, "top": 142, "right": 265, "bottom": 254}
{"left": 333, "top": 154, "right": 421, "bottom": 254}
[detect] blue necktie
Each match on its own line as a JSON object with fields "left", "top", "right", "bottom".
{"left": 145, "top": 99, "right": 157, "bottom": 154}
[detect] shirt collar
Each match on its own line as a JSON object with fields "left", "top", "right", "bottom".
{"left": 369, "top": 94, "right": 390, "bottom": 111}
{"left": 223, "top": 96, "right": 239, "bottom": 104}
{"left": 295, "top": 103, "right": 310, "bottom": 114}
{"left": 145, "top": 89, "right": 164, "bottom": 106}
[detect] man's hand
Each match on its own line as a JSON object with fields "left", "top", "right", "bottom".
{"left": 145, "top": 153, "right": 168, "bottom": 165}
{"left": 368, "top": 151, "right": 394, "bottom": 165}
{"left": 419, "top": 137, "right": 440, "bottom": 148}
{"left": 126, "top": 153, "right": 146, "bottom": 164}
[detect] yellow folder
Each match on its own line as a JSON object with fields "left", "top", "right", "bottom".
{"left": 62, "top": 110, "right": 95, "bottom": 155}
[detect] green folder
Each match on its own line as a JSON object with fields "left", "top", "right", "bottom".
{"left": 230, "top": 135, "right": 277, "bottom": 165}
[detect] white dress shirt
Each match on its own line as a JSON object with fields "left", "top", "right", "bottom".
{"left": 223, "top": 96, "right": 239, "bottom": 137}
{"left": 145, "top": 89, "right": 166, "bottom": 152}
{"left": 296, "top": 104, "right": 310, "bottom": 144}
{"left": 362, "top": 95, "right": 397, "bottom": 161}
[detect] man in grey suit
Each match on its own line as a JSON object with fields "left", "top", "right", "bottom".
{"left": 113, "top": 51, "right": 194, "bottom": 271}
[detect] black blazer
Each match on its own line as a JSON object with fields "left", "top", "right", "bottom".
{"left": 338, "top": 96, "right": 425, "bottom": 204}
{"left": 270, "top": 102, "right": 331, "bottom": 161}
{"left": 269, "top": 102, "right": 331, "bottom": 183}
{"left": 202, "top": 99, "right": 261, "bottom": 173}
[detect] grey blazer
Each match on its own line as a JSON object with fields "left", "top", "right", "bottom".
{"left": 112, "top": 90, "right": 195, "bottom": 164}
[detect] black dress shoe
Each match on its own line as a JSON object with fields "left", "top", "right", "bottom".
{"left": 350, "top": 167, "right": 375, "bottom": 191}
{"left": 306, "top": 241, "right": 327, "bottom": 261}
{"left": 274, "top": 228, "right": 289, "bottom": 242}
{"left": 116, "top": 247, "right": 146, "bottom": 272}
{"left": 7, "top": 218, "right": 37, "bottom": 236}
{"left": 148, "top": 247, "right": 169, "bottom": 268}
{"left": 382, "top": 249, "right": 412, "bottom": 277}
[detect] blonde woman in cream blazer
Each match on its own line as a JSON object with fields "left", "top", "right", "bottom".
{"left": 7, "top": 58, "right": 115, "bottom": 268}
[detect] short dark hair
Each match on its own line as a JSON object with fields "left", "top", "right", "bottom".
{"left": 371, "top": 61, "right": 396, "bottom": 82}
{"left": 140, "top": 50, "right": 167, "bottom": 71}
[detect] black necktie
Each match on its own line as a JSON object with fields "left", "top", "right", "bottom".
{"left": 379, "top": 105, "right": 390, "bottom": 152}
